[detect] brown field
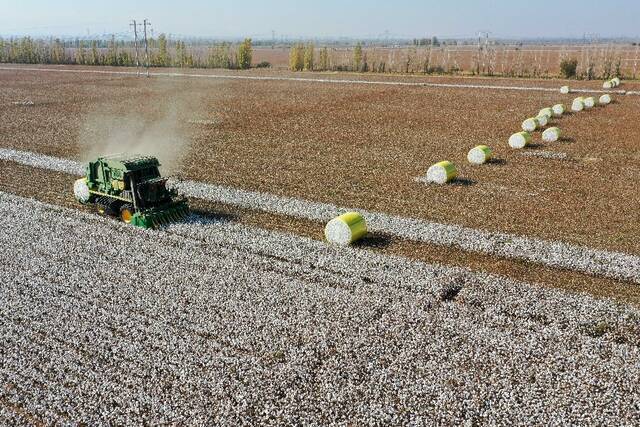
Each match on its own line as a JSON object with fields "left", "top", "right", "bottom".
{"left": 1, "top": 64, "right": 640, "bottom": 301}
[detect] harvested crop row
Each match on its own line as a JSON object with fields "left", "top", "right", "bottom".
{"left": 1, "top": 191, "right": 640, "bottom": 425}
{"left": 1, "top": 147, "right": 639, "bottom": 284}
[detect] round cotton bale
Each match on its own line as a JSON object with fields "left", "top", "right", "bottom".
{"left": 603, "top": 80, "right": 613, "bottom": 89}
{"left": 571, "top": 97, "right": 585, "bottom": 112}
{"left": 536, "top": 114, "right": 549, "bottom": 127}
{"left": 583, "top": 97, "right": 596, "bottom": 109}
{"left": 552, "top": 104, "right": 565, "bottom": 117}
{"left": 509, "top": 131, "right": 532, "bottom": 149}
{"left": 560, "top": 86, "right": 570, "bottom": 94}
{"left": 538, "top": 107, "right": 553, "bottom": 119}
{"left": 542, "top": 127, "right": 561, "bottom": 143}
{"left": 426, "top": 161, "right": 458, "bottom": 184}
{"left": 599, "top": 94, "right": 612, "bottom": 105}
{"left": 522, "top": 117, "right": 539, "bottom": 132}
{"left": 467, "top": 145, "right": 493, "bottom": 165}
{"left": 612, "top": 77, "right": 621, "bottom": 86}
{"left": 324, "top": 212, "right": 368, "bottom": 245}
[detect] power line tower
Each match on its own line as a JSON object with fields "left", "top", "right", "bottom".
{"left": 143, "top": 19, "right": 151, "bottom": 77}
{"left": 130, "top": 19, "right": 141, "bottom": 75}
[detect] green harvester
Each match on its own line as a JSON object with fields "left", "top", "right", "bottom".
{"left": 73, "top": 154, "right": 189, "bottom": 229}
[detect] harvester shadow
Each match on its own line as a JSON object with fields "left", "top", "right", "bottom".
{"left": 353, "top": 233, "right": 394, "bottom": 249}
{"left": 487, "top": 158, "right": 507, "bottom": 166}
{"left": 559, "top": 137, "right": 575, "bottom": 143}
{"left": 450, "top": 178, "right": 476, "bottom": 186}
{"left": 527, "top": 143, "right": 544, "bottom": 149}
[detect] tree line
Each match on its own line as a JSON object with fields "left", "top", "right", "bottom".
{"left": 0, "top": 35, "right": 256, "bottom": 69}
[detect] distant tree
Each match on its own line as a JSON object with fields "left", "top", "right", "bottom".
{"left": 237, "top": 38, "right": 253, "bottom": 69}
{"left": 208, "top": 43, "right": 231, "bottom": 69}
{"left": 51, "top": 38, "right": 65, "bottom": 64}
{"left": 559, "top": 58, "right": 578, "bottom": 78}
{"left": 289, "top": 43, "right": 304, "bottom": 71}
{"left": 90, "top": 40, "right": 99, "bottom": 65}
{"left": 353, "top": 42, "right": 363, "bottom": 71}
{"left": 431, "top": 36, "right": 440, "bottom": 47}
{"left": 0, "top": 37, "right": 5, "bottom": 62}
{"left": 105, "top": 35, "right": 118, "bottom": 66}
{"left": 157, "top": 33, "right": 170, "bottom": 66}
{"left": 303, "top": 43, "right": 314, "bottom": 71}
{"left": 318, "top": 46, "right": 330, "bottom": 71}
{"left": 76, "top": 41, "right": 86, "bottom": 65}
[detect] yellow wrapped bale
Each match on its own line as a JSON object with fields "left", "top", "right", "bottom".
{"left": 467, "top": 145, "right": 493, "bottom": 165}
{"left": 584, "top": 97, "right": 596, "bottom": 109}
{"left": 538, "top": 107, "right": 553, "bottom": 119}
{"left": 536, "top": 114, "right": 549, "bottom": 127}
{"left": 552, "top": 104, "right": 565, "bottom": 117}
{"left": 426, "top": 161, "right": 458, "bottom": 184}
{"left": 599, "top": 94, "right": 612, "bottom": 105}
{"left": 509, "top": 131, "right": 532, "bottom": 149}
{"left": 325, "top": 212, "right": 368, "bottom": 245}
{"left": 522, "top": 117, "right": 540, "bottom": 132}
{"left": 542, "top": 127, "right": 561, "bottom": 143}
{"left": 571, "top": 97, "right": 585, "bottom": 112}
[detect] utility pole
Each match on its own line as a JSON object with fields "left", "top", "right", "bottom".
{"left": 143, "top": 19, "right": 151, "bottom": 77}
{"left": 130, "top": 20, "right": 140, "bottom": 75}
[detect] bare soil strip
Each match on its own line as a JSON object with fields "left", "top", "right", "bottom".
{"left": 0, "top": 65, "right": 631, "bottom": 95}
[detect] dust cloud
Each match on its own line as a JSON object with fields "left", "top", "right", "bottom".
{"left": 78, "top": 81, "right": 207, "bottom": 174}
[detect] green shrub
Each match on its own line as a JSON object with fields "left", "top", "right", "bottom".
{"left": 560, "top": 58, "right": 578, "bottom": 78}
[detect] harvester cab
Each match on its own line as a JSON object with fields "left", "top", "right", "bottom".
{"left": 73, "top": 154, "right": 189, "bottom": 229}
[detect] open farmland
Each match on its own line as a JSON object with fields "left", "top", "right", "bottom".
{"left": 1, "top": 64, "right": 640, "bottom": 424}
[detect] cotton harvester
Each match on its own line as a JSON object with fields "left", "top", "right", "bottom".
{"left": 73, "top": 154, "right": 189, "bottom": 228}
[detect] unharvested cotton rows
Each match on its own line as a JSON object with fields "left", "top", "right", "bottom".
{"left": 1, "top": 148, "right": 640, "bottom": 284}
{"left": 2, "top": 191, "right": 640, "bottom": 425}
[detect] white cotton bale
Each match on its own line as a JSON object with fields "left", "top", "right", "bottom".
{"left": 560, "top": 86, "right": 570, "bottom": 94}
{"left": 552, "top": 104, "right": 565, "bottom": 117}
{"left": 599, "top": 94, "right": 612, "bottom": 105}
{"left": 536, "top": 114, "right": 549, "bottom": 127}
{"left": 324, "top": 212, "right": 368, "bottom": 245}
{"left": 522, "top": 117, "right": 539, "bottom": 132}
{"left": 467, "top": 145, "right": 493, "bottom": 165}
{"left": 603, "top": 80, "right": 613, "bottom": 89}
{"left": 538, "top": 107, "right": 553, "bottom": 119}
{"left": 571, "top": 97, "right": 585, "bottom": 112}
{"left": 612, "top": 77, "right": 621, "bottom": 86}
{"left": 542, "top": 127, "right": 561, "bottom": 143}
{"left": 73, "top": 178, "right": 91, "bottom": 203}
{"left": 426, "top": 161, "right": 458, "bottom": 184}
{"left": 583, "top": 97, "right": 596, "bottom": 109}
{"left": 509, "top": 131, "right": 532, "bottom": 149}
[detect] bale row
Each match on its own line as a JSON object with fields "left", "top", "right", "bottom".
{"left": 603, "top": 77, "right": 622, "bottom": 89}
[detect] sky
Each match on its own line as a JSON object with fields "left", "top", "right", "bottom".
{"left": 0, "top": 0, "right": 638, "bottom": 39}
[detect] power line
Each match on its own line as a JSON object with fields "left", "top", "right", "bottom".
{"left": 130, "top": 20, "right": 141, "bottom": 75}
{"left": 143, "top": 19, "right": 151, "bottom": 77}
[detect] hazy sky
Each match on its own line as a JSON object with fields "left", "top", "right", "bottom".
{"left": 1, "top": 0, "right": 638, "bottom": 39}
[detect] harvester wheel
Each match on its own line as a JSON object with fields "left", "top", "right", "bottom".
{"left": 95, "top": 200, "right": 109, "bottom": 216}
{"left": 120, "top": 204, "right": 134, "bottom": 224}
